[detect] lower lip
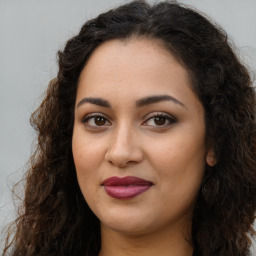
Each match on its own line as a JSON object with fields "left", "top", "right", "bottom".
{"left": 104, "top": 185, "right": 152, "bottom": 199}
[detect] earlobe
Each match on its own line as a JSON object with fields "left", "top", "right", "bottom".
{"left": 206, "top": 150, "right": 217, "bottom": 167}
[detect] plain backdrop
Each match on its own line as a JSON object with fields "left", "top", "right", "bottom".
{"left": 1, "top": 0, "right": 256, "bottom": 252}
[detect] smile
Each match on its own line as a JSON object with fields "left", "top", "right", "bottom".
{"left": 101, "top": 176, "right": 153, "bottom": 199}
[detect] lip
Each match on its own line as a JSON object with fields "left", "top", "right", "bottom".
{"left": 101, "top": 176, "right": 153, "bottom": 199}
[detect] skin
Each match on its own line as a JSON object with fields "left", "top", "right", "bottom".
{"left": 72, "top": 38, "right": 214, "bottom": 256}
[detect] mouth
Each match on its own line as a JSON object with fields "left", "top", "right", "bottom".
{"left": 101, "top": 176, "right": 153, "bottom": 200}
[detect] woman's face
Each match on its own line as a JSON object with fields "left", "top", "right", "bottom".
{"left": 72, "top": 38, "right": 212, "bottom": 236}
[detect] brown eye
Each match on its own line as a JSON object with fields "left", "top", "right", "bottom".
{"left": 143, "top": 113, "right": 176, "bottom": 128}
{"left": 94, "top": 116, "right": 107, "bottom": 126}
{"left": 154, "top": 116, "right": 167, "bottom": 126}
{"left": 82, "top": 114, "right": 111, "bottom": 128}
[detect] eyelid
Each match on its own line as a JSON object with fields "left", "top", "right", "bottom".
{"left": 143, "top": 111, "right": 176, "bottom": 121}
{"left": 81, "top": 112, "right": 109, "bottom": 121}
{"left": 142, "top": 112, "right": 177, "bottom": 126}
{"left": 81, "top": 113, "right": 112, "bottom": 129}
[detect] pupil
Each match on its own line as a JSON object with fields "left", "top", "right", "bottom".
{"left": 95, "top": 117, "right": 106, "bottom": 126}
{"left": 155, "top": 116, "right": 165, "bottom": 125}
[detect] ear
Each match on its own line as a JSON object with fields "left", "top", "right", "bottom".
{"left": 206, "top": 149, "right": 217, "bottom": 167}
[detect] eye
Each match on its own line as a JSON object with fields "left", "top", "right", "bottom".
{"left": 82, "top": 114, "right": 111, "bottom": 129}
{"left": 143, "top": 113, "right": 176, "bottom": 127}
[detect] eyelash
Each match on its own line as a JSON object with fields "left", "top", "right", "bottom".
{"left": 143, "top": 113, "right": 176, "bottom": 128}
{"left": 81, "top": 113, "right": 111, "bottom": 130}
{"left": 81, "top": 112, "right": 176, "bottom": 130}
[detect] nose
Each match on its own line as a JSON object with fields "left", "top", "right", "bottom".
{"left": 105, "top": 124, "right": 143, "bottom": 168}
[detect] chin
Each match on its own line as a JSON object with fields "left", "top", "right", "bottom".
{"left": 102, "top": 220, "right": 153, "bottom": 236}
{"left": 98, "top": 209, "right": 155, "bottom": 235}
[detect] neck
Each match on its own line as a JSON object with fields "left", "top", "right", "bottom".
{"left": 99, "top": 222, "right": 194, "bottom": 256}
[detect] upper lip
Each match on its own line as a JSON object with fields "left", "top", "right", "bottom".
{"left": 101, "top": 176, "right": 153, "bottom": 186}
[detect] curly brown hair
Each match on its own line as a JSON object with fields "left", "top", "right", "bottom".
{"left": 3, "top": 1, "right": 256, "bottom": 255}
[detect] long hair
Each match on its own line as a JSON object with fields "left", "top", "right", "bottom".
{"left": 3, "top": 1, "right": 256, "bottom": 255}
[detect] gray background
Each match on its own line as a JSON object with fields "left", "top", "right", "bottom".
{"left": 1, "top": 0, "right": 256, "bottom": 252}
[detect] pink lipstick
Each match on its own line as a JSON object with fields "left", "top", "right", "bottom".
{"left": 102, "top": 176, "right": 153, "bottom": 199}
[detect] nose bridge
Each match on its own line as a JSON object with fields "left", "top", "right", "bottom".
{"left": 113, "top": 121, "right": 132, "bottom": 148}
{"left": 110, "top": 121, "right": 135, "bottom": 157}
{"left": 105, "top": 120, "right": 143, "bottom": 167}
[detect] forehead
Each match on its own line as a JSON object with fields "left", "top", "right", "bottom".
{"left": 77, "top": 38, "right": 192, "bottom": 96}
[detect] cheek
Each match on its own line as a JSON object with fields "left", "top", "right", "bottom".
{"left": 72, "top": 127, "right": 105, "bottom": 169}
{"left": 149, "top": 134, "right": 205, "bottom": 171}
{"left": 72, "top": 131, "right": 102, "bottom": 193}
{"left": 147, "top": 131, "right": 206, "bottom": 194}
{"left": 149, "top": 138, "right": 205, "bottom": 215}
{"left": 72, "top": 132, "right": 108, "bottom": 219}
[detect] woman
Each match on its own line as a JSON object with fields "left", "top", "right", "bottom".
{"left": 3, "top": 1, "right": 256, "bottom": 255}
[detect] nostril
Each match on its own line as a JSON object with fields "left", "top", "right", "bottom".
{"left": 105, "top": 145, "right": 143, "bottom": 168}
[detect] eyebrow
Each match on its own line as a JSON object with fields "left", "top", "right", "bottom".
{"left": 136, "top": 95, "right": 186, "bottom": 108}
{"left": 76, "top": 94, "right": 186, "bottom": 109}
{"left": 77, "top": 97, "right": 111, "bottom": 108}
